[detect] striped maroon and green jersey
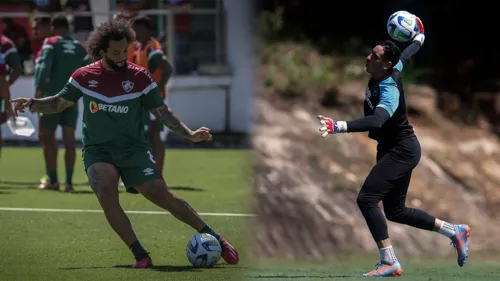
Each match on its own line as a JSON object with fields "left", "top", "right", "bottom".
{"left": 0, "top": 35, "right": 21, "bottom": 74}
{"left": 35, "top": 35, "right": 88, "bottom": 97}
{"left": 58, "top": 61, "right": 164, "bottom": 151}
{"left": 0, "top": 35, "right": 16, "bottom": 58}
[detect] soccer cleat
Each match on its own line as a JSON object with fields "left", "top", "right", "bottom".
{"left": 363, "top": 262, "right": 403, "bottom": 277}
{"left": 133, "top": 256, "right": 153, "bottom": 268}
{"left": 63, "top": 184, "right": 74, "bottom": 193}
{"left": 219, "top": 236, "right": 239, "bottom": 265}
{"left": 40, "top": 175, "right": 49, "bottom": 184}
{"left": 450, "top": 224, "right": 471, "bottom": 267}
{"left": 38, "top": 181, "right": 59, "bottom": 191}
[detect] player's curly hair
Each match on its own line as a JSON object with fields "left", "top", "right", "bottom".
{"left": 378, "top": 40, "right": 401, "bottom": 69}
{"left": 86, "top": 19, "right": 135, "bottom": 61}
{"left": 113, "top": 11, "right": 133, "bottom": 22}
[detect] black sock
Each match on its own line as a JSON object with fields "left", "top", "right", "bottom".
{"left": 48, "top": 170, "right": 58, "bottom": 185}
{"left": 65, "top": 169, "right": 74, "bottom": 185}
{"left": 129, "top": 240, "right": 149, "bottom": 258}
{"left": 198, "top": 224, "right": 221, "bottom": 241}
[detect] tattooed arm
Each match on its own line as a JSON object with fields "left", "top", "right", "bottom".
{"left": 10, "top": 95, "right": 75, "bottom": 115}
{"left": 16, "top": 77, "right": 82, "bottom": 114}
{"left": 150, "top": 104, "right": 194, "bottom": 139}
{"left": 11, "top": 71, "right": 83, "bottom": 115}
{"left": 31, "top": 95, "right": 74, "bottom": 114}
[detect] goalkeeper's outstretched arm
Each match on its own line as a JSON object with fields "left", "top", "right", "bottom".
{"left": 396, "top": 16, "right": 425, "bottom": 71}
{"left": 398, "top": 35, "right": 424, "bottom": 68}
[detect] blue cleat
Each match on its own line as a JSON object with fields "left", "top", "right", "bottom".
{"left": 363, "top": 262, "right": 403, "bottom": 277}
{"left": 450, "top": 224, "right": 471, "bottom": 267}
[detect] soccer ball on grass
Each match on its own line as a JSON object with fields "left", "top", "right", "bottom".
{"left": 386, "top": 11, "right": 420, "bottom": 42}
{"left": 186, "top": 233, "right": 222, "bottom": 268}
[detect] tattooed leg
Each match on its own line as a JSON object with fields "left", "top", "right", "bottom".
{"left": 134, "top": 179, "right": 206, "bottom": 231}
{"left": 87, "top": 162, "right": 139, "bottom": 246}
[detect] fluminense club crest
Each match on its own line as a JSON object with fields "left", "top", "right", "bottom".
{"left": 122, "top": 80, "right": 134, "bottom": 92}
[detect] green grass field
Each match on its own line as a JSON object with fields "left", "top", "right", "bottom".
{"left": 247, "top": 257, "right": 500, "bottom": 281}
{"left": 3, "top": 148, "right": 499, "bottom": 281}
{"left": 0, "top": 148, "right": 252, "bottom": 281}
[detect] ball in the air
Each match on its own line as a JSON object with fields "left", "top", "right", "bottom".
{"left": 387, "top": 11, "right": 420, "bottom": 42}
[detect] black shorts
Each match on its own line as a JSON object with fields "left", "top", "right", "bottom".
{"left": 361, "top": 136, "right": 421, "bottom": 202}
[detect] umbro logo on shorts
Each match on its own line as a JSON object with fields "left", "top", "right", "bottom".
{"left": 143, "top": 168, "right": 154, "bottom": 176}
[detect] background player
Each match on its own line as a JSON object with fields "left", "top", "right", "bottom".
{"left": 0, "top": 52, "right": 15, "bottom": 160}
{"left": 10, "top": 19, "right": 239, "bottom": 268}
{"left": 316, "top": 20, "right": 471, "bottom": 277}
{"left": 130, "top": 15, "right": 173, "bottom": 176}
{"left": 32, "top": 16, "right": 53, "bottom": 186}
{"left": 0, "top": 32, "right": 22, "bottom": 86}
{"left": 33, "top": 16, "right": 52, "bottom": 78}
{"left": 35, "top": 14, "right": 88, "bottom": 192}
{"left": 0, "top": 30, "right": 21, "bottom": 158}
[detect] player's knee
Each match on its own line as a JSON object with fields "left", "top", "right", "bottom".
{"left": 40, "top": 130, "right": 55, "bottom": 141}
{"left": 62, "top": 128, "right": 75, "bottom": 145}
{"left": 155, "top": 182, "right": 173, "bottom": 198}
{"left": 93, "top": 185, "right": 119, "bottom": 204}
{"left": 357, "top": 177, "right": 388, "bottom": 210}
{"left": 357, "top": 188, "right": 380, "bottom": 211}
{"left": 138, "top": 179, "right": 170, "bottom": 197}
{"left": 357, "top": 193, "right": 374, "bottom": 211}
{"left": 38, "top": 134, "right": 50, "bottom": 144}
{"left": 63, "top": 141, "right": 76, "bottom": 151}
{"left": 38, "top": 130, "right": 46, "bottom": 141}
{"left": 385, "top": 207, "right": 407, "bottom": 223}
{"left": 154, "top": 182, "right": 179, "bottom": 204}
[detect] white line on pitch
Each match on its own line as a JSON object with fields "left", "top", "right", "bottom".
{"left": 0, "top": 207, "right": 256, "bottom": 217}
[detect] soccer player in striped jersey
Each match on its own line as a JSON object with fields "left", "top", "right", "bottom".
{"left": 35, "top": 15, "right": 89, "bottom": 192}
{"left": 0, "top": 32, "right": 21, "bottom": 155}
{"left": 0, "top": 51, "right": 15, "bottom": 159}
{"left": 0, "top": 33, "right": 22, "bottom": 86}
{"left": 10, "top": 19, "right": 239, "bottom": 268}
